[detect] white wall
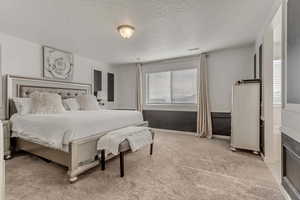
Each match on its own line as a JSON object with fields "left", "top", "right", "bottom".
{"left": 115, "top": 45, "right": 254, "bottom": 112}
{"left": 0, "top": 32, "right": 116, "bottom": 119}
{"left": 115, "top": 64, "right": 138, "bottom": 110}
{"left": 208, "top": 45, "right": 254, "bottom": 112}
{"left": 263, "top": 27, "right": 275, "bottom": 162}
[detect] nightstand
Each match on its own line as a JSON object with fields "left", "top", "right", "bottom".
{"left": 2, "top": 121, "right": 11, "bottom": 160}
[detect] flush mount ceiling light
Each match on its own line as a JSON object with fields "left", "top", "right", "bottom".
{"left": 117, "top": 25, "right": 135, "bottom": 39}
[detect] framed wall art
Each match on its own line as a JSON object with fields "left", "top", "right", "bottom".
{"left": 43, "top": 46, "right": 74, "bottom": 81}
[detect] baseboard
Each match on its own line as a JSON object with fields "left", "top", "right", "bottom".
{"left": 151, "top": 129, "right": 231, "bottom": 141}
{"left": 212, "top": 135, "right": 230, "bottom": 140}
{"left": 280, "top": 183, "right": 293, "bottom": 200}
{"left": 151, "top": 128, "right": 196, "bottom": 136}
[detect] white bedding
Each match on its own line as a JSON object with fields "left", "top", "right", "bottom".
{"left": 10, "top": 110, "right": 144, "bottom": 152}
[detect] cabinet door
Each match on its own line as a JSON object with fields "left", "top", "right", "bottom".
{"left": 231, "top": 83, "right": 260, "bottom": 151}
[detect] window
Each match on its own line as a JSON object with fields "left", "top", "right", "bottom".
{"left": 146, "top": 69, "right": 197, "bottom": 104}
{"left": 148, "top": 71, "right": 171, "bottom": 104}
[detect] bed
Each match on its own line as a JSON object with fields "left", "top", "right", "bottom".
{"left": 6, "top": 75, "right": 147, "bottom": 182}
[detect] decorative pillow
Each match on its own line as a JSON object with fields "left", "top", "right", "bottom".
{"left": 63, "top": 98, "right": 80, "bottom": 111}
{"left": 12, "top": 97, "right": 32, "bottom": 115}
{"left": 76, "top": 95, "right": 100, "bottom": 111}
{"left": 30, "top": 92, "right": 66, "bottom": 114}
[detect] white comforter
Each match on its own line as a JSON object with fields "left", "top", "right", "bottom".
{"left": 10, "top": 110, "right": 143, "bottom": 152}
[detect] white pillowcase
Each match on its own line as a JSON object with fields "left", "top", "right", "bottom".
{"left": 63, "top": 98, "right": 80, "bottom": 111}
{"left": 30, "top": 92, "right": 66, "bottom": 114}
{"left": 76, "top": 95, "right": 100, "bottom": 111}
{"left": 12, "top": 97, "right": 32, "bottom": 115}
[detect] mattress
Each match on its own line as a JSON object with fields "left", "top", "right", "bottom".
{"left": 10, "top": 110, "right": 144, "bottom": 152}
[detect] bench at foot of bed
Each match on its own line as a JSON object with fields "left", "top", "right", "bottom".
{"left": 99, "top": 129, "right": 155, "bottom": 177}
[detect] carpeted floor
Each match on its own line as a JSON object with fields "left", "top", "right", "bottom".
{"left": 5, "top": 132, "right": 284, "bottom": 200}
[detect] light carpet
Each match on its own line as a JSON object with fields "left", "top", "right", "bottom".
{"left": 5, "top": 132, "right": 284, "bottom": 200}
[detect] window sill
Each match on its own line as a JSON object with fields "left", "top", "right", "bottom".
{"left": 145, "top": 103, "right": 197, "bottom": 106}
{"left": 143, "top": 104, "right": 197, "bottom": 112}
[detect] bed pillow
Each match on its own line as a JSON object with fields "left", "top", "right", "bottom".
{"left": 63, "top": 98, "right": 80, "bottom": 111}
{"left": 12, "top": 97, "right": 32, "bottom": 115}
{"left": 76, "top": 95, "right": 100, "bottom": 111}
{"left": 30, "top": 92, "right": 66, "bottom": 114}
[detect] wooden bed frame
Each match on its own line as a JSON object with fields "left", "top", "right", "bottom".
{"left": 6, "top": 75, "right": 148, "bottom": 183}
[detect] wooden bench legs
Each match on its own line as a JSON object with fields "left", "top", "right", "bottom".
{"left": 100, "top": 143, "right": 154, "bottom": 177}
{"left": 100, "top": 150, "right": 124, "bottom": 177}
{"left": 119, "top": 152, "right": 125, "bottom": 177}
{"left": 100, "top": 150, "right": 105, "bottom": 170}
{"left": 150, "top": 143, "right": 153, "bottom": 155}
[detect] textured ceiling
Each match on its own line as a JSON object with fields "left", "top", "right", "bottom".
{"left": 0, "top": 0, "right": 278, "bottom": 65}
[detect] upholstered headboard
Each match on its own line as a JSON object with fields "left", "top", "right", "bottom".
{"left": 6, "top": 75, "right": 92, "bottom": 118}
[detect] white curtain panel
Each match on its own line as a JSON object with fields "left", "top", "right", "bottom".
{"left": 197, "top": 54, "right": 212, "bottom": 138}
{"left": 137, "top": 63, "right": 143, "bottom": 112}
